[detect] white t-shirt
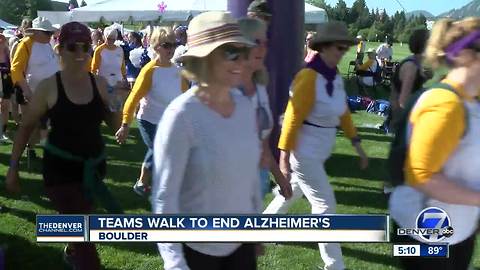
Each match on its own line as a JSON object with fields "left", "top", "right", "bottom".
{"left": 98, "top": 46, "right": 124, "bottom": 86}
{"left": 376, "top": 43, "right": 393, "bottom": 61}
{"left": 26, "top": 42, "right": 60, "bottom": 92}
{"left": 137, "top": 65, "right": 183, "bottom": 124}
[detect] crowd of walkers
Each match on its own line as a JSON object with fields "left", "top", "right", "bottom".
{"left": 1, "top": 0, "right": 480, "bottom": 269}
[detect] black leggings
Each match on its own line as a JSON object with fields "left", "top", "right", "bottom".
{"left": 392, "top": 222, "right": 475, "bottom": 270}
{"left": 183, "top": 244, "right": 256, "bottom": 270}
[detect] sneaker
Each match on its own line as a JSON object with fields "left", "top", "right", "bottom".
{"left": 133, "top": 180, "right": 150, "bottom": 197}
{"left": 0, "top": 134, "right": 9, "bottom": 144}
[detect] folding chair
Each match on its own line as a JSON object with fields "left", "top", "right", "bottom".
{"left": 356, "top": 71, "right": 379, "bottom": 98}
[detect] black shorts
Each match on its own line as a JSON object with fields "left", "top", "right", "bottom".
{"left": 0, "top": 70, "right": 13, "bottom": 99}
{"left": 15, "top": 85, "right": 27, "bottom": 105}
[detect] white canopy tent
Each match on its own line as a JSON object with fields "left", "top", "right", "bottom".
{"left": 39, "top": 0, "right": 327, "bottom": 25}
{"left": 0, "top": 19, "right": 16, "bottom": 29}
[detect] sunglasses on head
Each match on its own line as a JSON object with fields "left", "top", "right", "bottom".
{"left": 65, "top": 43, "right": 90, "bottom": 53}
{"left": 219, "top": 45, "right": 249, "bottom": 61}
{"left": 159, "top": 42, "right": 177, "bottom": 49}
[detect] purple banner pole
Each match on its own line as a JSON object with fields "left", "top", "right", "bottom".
{"left": 227, "top": 0, "right": 252, "bottom": 19}
{"left": 227, "top": 0, "right": 305, "bottom": 159}
{"left": 266, "top": 0, "right": 305, "bottom": 159}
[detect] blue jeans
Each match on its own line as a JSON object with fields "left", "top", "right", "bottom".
{"left": 137, "top": 119, "right": 157, "bottom": 171}
{"left": 259, "top": 168, "right": 270, "bottom": 198}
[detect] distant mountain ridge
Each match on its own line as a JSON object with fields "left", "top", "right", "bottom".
{"left": 406, "top": 10, "right": 434, "bottom": 19}
{"left": 438, "top": 0, "right": 480, "bottom": 18}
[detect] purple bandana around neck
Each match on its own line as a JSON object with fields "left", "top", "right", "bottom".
{"left": 306, "top": 54, "right": 337, "bottom": 96}
{"left": 446, "top": 30, "right": 480, "bottom": 61}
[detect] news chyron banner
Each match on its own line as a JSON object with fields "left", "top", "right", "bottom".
{"left": 36, "top": 214, "right": 389, "bottom": 243}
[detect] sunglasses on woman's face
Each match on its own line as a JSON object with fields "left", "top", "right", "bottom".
{"left": 468, "top": 43, "right": 480, "bottom": 53}
{"left": 43, "top": 31, "right": 54, "bottom": 37}
{"left": 254, "top": 38, "right": 268, "bottom": 47}
{"left": 220, "top": 45, "right": 249, "bottom": 62}
{"left": 65, "top": 43, "right": 91, "bottom": 53}
{"left": 159, "top": 42, "right": 177, "bottom": 50}
{"left": 335, "top": 45, "right": 350, "bottom": 53}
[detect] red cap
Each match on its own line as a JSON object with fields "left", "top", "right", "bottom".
{"left": 59, "top": 22, "right": 91, "bottom": 46}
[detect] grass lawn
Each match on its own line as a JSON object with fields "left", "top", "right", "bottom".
{"left": 1, "top": 43, "right": 478, "bottom": 269}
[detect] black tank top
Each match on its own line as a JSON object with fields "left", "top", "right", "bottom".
{"left": 392, "top": 56, "right": 426, "bottom": 94}
{"left": 47, "top": 72, "right": 106, "bottom": 157}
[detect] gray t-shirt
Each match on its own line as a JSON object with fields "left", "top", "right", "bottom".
{"left": 151, "top": 88, "right": 261, "bottom": 270}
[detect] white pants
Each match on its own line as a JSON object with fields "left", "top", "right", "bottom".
{"left": 264, "top": 156, "right": 345, "bottom": 270}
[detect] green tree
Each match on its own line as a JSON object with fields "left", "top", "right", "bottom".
{"left": 367, "top": 25, "right": 383, "bottom": 42}
{"left": 392, "top": 11, "right": 407, "bottom": 42}
{"left": 357, "top": 28, "right": 370, "bottom": 40}
{"left": 349, "top": 0, "right": 368, "bottom": 24}
{"left": 27, "top": 0, "right": 53, "bottom": 18}
{"left": 398, "top": 18, "right": 427, "bottom": 43}
{"left": 333, "top": 0, "right": 349, "bottom": 21}
{"left": 0, "top": 0, "right": 28, "bottom": 25}
{"left": 69, "top": 0, "right": 79, "bottom": 9}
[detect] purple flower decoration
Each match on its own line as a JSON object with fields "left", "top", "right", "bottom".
{"left": 158, "top": 1, "right": 167, "bottom": 13}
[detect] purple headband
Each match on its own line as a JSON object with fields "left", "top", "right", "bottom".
{"left": 446, "top": 30, "right": 480, "bottom": 61}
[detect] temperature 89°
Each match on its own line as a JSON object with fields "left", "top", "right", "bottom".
{"left": 428, "top": 246, "right": 443, "bottom": 255}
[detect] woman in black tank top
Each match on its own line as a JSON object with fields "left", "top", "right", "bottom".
{"left": 6, "top": 22, "right": 121, "bottom": 270}
{"left": 381, "top": 29, "right": 430, "bottom": 134}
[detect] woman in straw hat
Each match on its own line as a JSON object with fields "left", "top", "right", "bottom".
{"left": 116, "top": 26, "right": 189, "bottom": 197}
{"left": 265, "top": 21, "right": 368, "bottom": 270}
{"left": 151, "top": 11, "right": 260, "bottom": 270}
{"left": 6, "top": 21, "right": 122, "bottom": 270}
{"left": 238, "top": 18, "right": 292, "bottom": 200}
{"left": 355, "top": 48, "right": 382, "bottom": 94}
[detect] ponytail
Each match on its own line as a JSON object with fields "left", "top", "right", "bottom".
{"left": 425, "top": 19, "right": 454, "bottom": 68}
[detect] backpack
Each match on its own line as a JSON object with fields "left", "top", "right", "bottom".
{"left": 347, "top": 95, "right": 362, "bottom": 112}
{"left": 386, "top": 83, "right": 468, "bottom": 187}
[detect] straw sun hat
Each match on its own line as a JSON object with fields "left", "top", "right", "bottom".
{"left": 180, "top": 11, "right": 255, "bottom": 60}
{"left": 311, "top": 21, "right": 358, "bottom": 47}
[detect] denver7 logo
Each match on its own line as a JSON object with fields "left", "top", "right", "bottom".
{"left": 416, "top": 207, "right": 451, "bottom": 242}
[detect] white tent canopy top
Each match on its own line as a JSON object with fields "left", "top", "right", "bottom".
{"left": 39, "top": 0, "right": 327, "bottom": 25}
{"left": 0, "top": 19, "right": 17, "bottom": 29}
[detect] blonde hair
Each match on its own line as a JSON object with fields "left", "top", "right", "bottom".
{"left": 181, "top": 57, "right": 210, "bottom": 84}
{"left": 149, "top": 26, "right": 175, "bottom": 49}
{"left": 238, "top": 17, "right": 269, "bottom": 85}
{"left": 426, "top": 17, "right": 480, "bottom": 68}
